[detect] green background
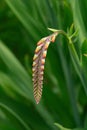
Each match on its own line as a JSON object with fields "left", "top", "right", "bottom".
{"left": 0, "top": 0, "right": 87, "bottom": 130}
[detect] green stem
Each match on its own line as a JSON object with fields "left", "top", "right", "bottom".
{"left": 48, "top": 28, "right": 68, "bottom": 39}
{"left": 49, "top": 28, "right": 81, "bottom": 126}
{"left": 57, "top": 30, "right": 80, "bottom": 65}
{"left": 68, "top": 42, "right": 87, "bottom": 95}
{"left": 68, "top": 39, "right": 80, "bottom": 63}
{"left": 62, "top": 32, "right": 87, "bottom": 95}
{"left": 49, "top": 27, "right": 87, "bottom": 94}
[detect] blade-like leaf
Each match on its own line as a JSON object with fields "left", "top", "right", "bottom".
{"left": 5, "top": 0, "right": 42, "bottom": 40}
{"left": 69, "top": 0, "right": 87, "bottom": 44}
{"left": 0, "top": 103, "right": 31, "bottom": 130}
{"left": 55, "top": 123, "right": 86, "bottom": 130}
{"left": 0, "top": 41, "right": 57, "bottom": 130}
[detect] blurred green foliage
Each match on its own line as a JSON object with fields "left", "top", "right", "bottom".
{"left": 0, "top": 0, "right": 87, "bottom": 130}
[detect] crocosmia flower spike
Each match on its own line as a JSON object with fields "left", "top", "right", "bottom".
{"left": 32, "top": 32, "right": 58, "bottom": 104}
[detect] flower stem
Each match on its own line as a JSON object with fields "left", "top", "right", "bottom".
{"left": 48, "top": 27, "right": 87, "bottom": 95}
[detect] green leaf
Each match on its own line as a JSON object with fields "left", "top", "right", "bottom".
{"left": 0, "top": 103, "right": 31, "bottom": 130}
{"left": 55, "top": 123, "right": 71, "bottom": 130}
{"left": 0, "top": 41, "right": 33, "bottom": 100}
{"left": 81, "top": 39, "right": 87, "bottom": 78}
{"left": 0, "top": 41, "right": 57, "bottom": 130}
{"left": 5, "top": 0, "right": 42, "bottom": 40}
{"left": 69, "top": 0, "right": 87, "bottom": 44}
{"left": 81, "top": 39, "right": 87, "bottom": 55}
{"left": 55, "top": 123, "right": 86, "bottom": 130}
{"left": 68, "top": 41, "right": 87, "bottom": 95}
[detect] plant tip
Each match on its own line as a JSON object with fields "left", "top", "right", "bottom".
{"left": 48, "top": 28, "right": 58, "bottom": 32}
